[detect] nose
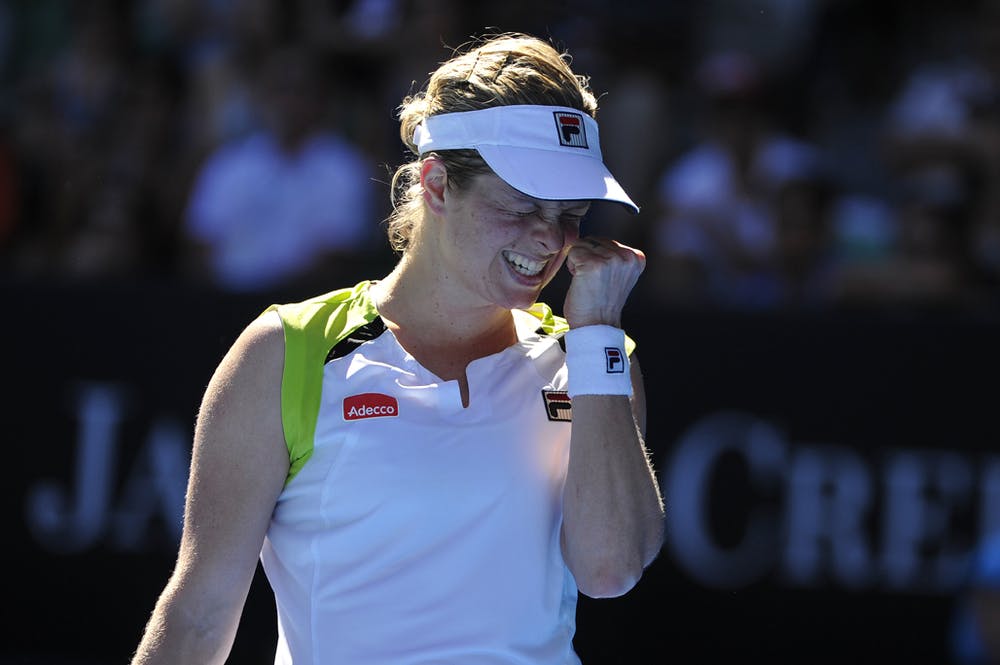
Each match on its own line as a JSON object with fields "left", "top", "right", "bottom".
{"left": 529, "top": 211, "right": 570, "bottom": 254}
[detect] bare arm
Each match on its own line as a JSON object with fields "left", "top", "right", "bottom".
{"left": 131, "top": 312, "right": 290, "bottom": 664}
{"left": 559, "top": 237, "right": 665, "bottom": 599}
{"left": 561, "top": 352, "right": 664, "bottom": 598}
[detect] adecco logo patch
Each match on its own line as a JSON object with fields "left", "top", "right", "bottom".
{"left": 343, "top": 393, "right": 399, "bottom": 421}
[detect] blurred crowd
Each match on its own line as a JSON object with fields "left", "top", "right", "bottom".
{"left": 1, "top": 0, "right": 999, "bottom": 309}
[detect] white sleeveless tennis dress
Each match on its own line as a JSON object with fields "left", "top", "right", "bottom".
{"left": 259, "top": 281, "right": 600, "bottom": 665}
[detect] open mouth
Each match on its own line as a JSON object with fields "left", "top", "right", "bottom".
{"left": 502, "top": 250, "right": 547, "bottom": 277}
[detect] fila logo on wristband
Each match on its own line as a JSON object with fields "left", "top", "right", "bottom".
{"left": 564, "top": 325, "right": 632, "bottom": 397}
{"left": 605, "top": 347, "right": 625, "bottom": 373}
{"left": 343, "top": 393, "right": 399, "bottom": 421}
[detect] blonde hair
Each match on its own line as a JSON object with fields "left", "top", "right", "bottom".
{"left": 385, "top": 33, "right": 599, "bottom": 253}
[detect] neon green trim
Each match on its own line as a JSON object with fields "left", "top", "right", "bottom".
{"left": 524, "top": 302, "right": 568, "bottom": 336}
{"left": 265, "top": 287, "right": 637, "bottom": 484}
{"left": 263, "top": 281, "right": 379, "bottom": 484}
{"left": 523, "top": 302, "right": 637, "bottom": 356}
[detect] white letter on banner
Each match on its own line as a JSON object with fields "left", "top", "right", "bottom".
{"left": 665, "top": 412, "right": 786, "bottom": 588}
{"left": 112, "top": 417, "right": 189, "bottom": 551}
{"left": 782, "top": 446, "right": 873, "bottom": 588}
{"left": 881, "top": 451, "right": 974, "bottom": 592}
{"left": 24, "top": 383, "right": 123, "bottom": 553}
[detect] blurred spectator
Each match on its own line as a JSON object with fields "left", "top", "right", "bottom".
{"left": 182, "top": 44, "right": 377, "bottom": 292}
{"left": 0, "top": 0, "right": 995, "bottom": 309}
{"left": 803, "top": 0, "right": 906, "bottom": 199}
{"left": 830, "top": 8, "right": 1000, "bottom": 309}
{"left": 5, "top": 4, "right": 130, "bottom": 279}
{"left": 830, "top": 155, "right": 988, "bottom": 307}
{"left": 767, "top": 151, "right": 840, "bottom": 306}
{"left": 692, "top": 0, "right": 826, "bottom": 80}
{"left": 61, "top": 57, "right": 191, "bottom": 279}
{"left": 297, "top": 0, "right": 469, "bottom": 178}
{"left": 176, "top": 0, "right": 285, "bottom": 154}
{"left": 649, "top": 50, "right": 834, "bottom": 308}
{"left": 297, "top": 0, "right": 408, "bottom": 51}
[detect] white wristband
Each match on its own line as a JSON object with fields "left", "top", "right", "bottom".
{"left": 564, "top": 325, "right": 632, "bottom": 397}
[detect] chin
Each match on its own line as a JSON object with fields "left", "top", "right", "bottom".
{"left": 489, "top": 272, "right": 544, "bottom": 311}
{"left": 495, "top": 286, "right": 542, "bottom": 311}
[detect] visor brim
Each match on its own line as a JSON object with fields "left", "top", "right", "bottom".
{"left": 477, "top": 145, "right": 640, "bottom": 214}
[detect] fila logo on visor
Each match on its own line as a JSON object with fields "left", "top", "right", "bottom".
{"left": 542, "top": 390, "right": 572, "bottom": 422}
{"left": 343, "top": 393, "right": 399, "bottom": 421}
{"left": 605, "top": 348, "right": 625, "bottom": 374}
{"left": 553, "top": 111, "right": 588, "bottom": 149}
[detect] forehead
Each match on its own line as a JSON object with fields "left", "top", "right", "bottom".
{"left": 471, "top": 172, "right": 592, "bottom": 213}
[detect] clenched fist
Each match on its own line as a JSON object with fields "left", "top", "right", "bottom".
{"left": 563, "top": 237, "right": 646, "bottom": 329}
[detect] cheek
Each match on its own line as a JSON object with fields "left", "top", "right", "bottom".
{"left": 461, "top": 208, "right": 505, "bottom": 243}
{"left": 476, "top": 212, "right": 522, "bottom": 246}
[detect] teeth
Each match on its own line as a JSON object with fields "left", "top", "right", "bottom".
{"left": 504, "top": 251, "right": 545, "bottom": 276}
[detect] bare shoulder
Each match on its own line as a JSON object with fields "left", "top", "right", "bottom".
{"left": 226, "top": 309, "right": 285, "bottom": 373}
{"left": 203, "top": 311, "right": 285, "bottom": 409}
{"left": 193, "top": 310, "right": 288, "bottom": 481}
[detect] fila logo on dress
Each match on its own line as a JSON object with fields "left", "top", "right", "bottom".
{"left": 343, "top": 393, "right": 399, "bottom": 421}
{"left": 542, "top": 390, "right": 572, "bottom": 422}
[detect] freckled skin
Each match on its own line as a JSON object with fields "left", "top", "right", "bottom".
{"left": 433, "top": 173, "right": 586, "bottom": 312}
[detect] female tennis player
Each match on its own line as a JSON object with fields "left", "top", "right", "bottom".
{"left": 131, "top": 32, "right": 664, "bottom": 664}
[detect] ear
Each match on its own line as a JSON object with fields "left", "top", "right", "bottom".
{"left": 420, "top": 157, "right": 448, "bottom": 216}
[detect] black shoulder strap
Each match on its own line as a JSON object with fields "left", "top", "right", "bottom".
{"left": 535, "top": 326, "right": 567, "bottom": 352}
{"left": 326, "top": 317, "right": 387, "bottom": 363}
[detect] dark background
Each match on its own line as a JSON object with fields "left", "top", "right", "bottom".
{"left": 4, "top": 269, "right": 998, "bottom": 664}
{"left": 2, "top": 1, "right": 1000, "bottom": 663}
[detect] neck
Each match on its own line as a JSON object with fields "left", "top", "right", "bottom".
{"left": 372, "top": 257, "right": 515, "bottom": 346}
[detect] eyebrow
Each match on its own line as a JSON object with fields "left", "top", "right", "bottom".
{"left": 510, "top": 199, "right": 591, "bottom": 217}
{"left": 487, "top": 176, "right": 591, "bottom": 214}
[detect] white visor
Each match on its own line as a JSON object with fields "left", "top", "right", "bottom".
{"left": 413, "top": 105, "right": 639, "bottom": 213}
